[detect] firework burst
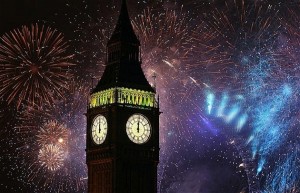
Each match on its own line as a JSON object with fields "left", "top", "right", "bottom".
{"left": 132, "top": 5, "right": 195, "bottom": 144}
{"left": 4, "top": 1, "right": 299, "bottom": 192}
{"left": 194, "top": 2, "right": 300, "bottom": 191}
{"left": 12, "top": 80, "right": 89, "bottom": 192}
{"left": 0, "top": 23, "right": 75, "bottom": 108}
{"left": 37, "top": 120, "right": 69, "bottom": 148}
{"left": 132, "top": 6, "right": 190, "bottom": 70}
{"left": 38, "top": 144, "right": 66, "bottom": 172}
{"left": 185, "top": 0, "right": 281, "bottom": 91}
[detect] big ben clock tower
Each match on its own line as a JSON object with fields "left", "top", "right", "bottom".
{"left": 86, "top": 0, "right": 160, "bottom": 193}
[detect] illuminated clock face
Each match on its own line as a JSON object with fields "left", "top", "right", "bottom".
{"left": 91, "top": 115, "right": 108, "bottom": 145}
{"left": 126, "top": 114, "right": 151, "bottom": 144}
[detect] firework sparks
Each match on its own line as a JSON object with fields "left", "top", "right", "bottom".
{"left": 12, "top": 80, "right": 88, "bottom": 192}
{"left": 263, "top": 147, "right": 300, "bottom": 193}
{"left": 185, "top": 0, "right": 281, "bottom": 91}
{"left": 195, "top": 2, "right": 300, "bottom": 192}
{"left": 37, "top": 120, "right": 69, "bottom": 148}
{"left": 132, "top": 6, "right": 191, "bottom": 75}
{"left": 132, "top": 5, "right": 195, "bottom": 145}
{"left": 0, "top": 23, "right": 75, "bottom": 108}
{"left": 56, "top": 1, "right": 118, "bottom": 80}
{"left": 2, "top": 1, "right": 299, "bottom": 192}
{"left": 38, "top": 144, "right": 66, "bottom": 172}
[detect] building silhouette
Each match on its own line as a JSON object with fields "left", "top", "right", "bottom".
{"left": 86, "top": 0, "right": 160, "bottom": 192}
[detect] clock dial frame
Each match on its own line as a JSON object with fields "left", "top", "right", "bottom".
{"left": 91, "top": 115, "right": 108, "bottom": 145}
{"left": 126, "top": 114, "right": 151, "bottom": 144}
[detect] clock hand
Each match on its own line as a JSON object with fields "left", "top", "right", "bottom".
{"left": 137, "top": 116, "right": 140, "bottom": 133}
{"left": 99, "top": 123, "right": 101, "bottom": 134}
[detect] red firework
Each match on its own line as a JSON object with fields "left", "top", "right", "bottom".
{"left": 0, "top": 23, "right": 75, "bottom": 108}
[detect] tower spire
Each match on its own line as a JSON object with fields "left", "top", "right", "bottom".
{"left": 92, "top": 0, "right": 154, "bottom": 93}
{"left": 108, "top": 0, "right": 139, "bottom": 45}
{"left": 86, "top": 4, "right": 160, "bottom": 191}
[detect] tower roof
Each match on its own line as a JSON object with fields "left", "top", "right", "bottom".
{"left": 92, "top": 0, "right": 154, "bottom": 93}
{"left": 108, "top": 0, "right": 140, "bottom": 45}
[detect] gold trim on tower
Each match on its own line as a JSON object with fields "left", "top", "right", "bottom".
{"left": 89, "top": 87, "right": 157, "bottom": 108}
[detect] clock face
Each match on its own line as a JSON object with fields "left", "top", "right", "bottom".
{"left": 126, "top": 114, "right": 151, "bottom": 144}
{"left": 91, "top": 115, "right": 108, "bottom": 145}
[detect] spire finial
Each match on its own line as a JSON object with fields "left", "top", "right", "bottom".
{"left": 120, "top": 0, "right": 129, "bottom": 18}
{"left": 152, "top": 72, "right": 157, "bottom": 91}
{"left": 121, "top": 0, "right": 126, "bottom": 7}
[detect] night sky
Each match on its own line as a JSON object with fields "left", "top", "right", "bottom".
{"left": 0, "top": 0, "right": 300, "bottom": 193}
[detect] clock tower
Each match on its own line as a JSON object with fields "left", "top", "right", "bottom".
{"left": 86, "top": 0, "right": 160, "bottom": 193}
